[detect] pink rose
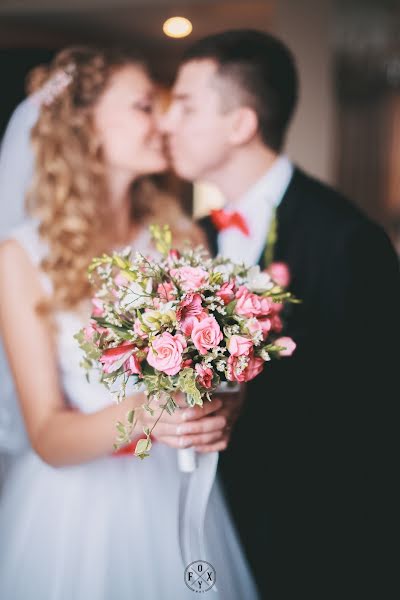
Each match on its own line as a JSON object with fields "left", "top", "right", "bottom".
{"left": 99, "top": 342, "right": 135, "bottom": 374}
{"left": 227, "top": 335, "right": 254, "bottom": 357}
{"left": 157, "top": 282, "right": 176, "bottom": 302}
{"left": 247, "top": 318, "right": 262, "bottom": 336}
{"left": 126, "top": 353, "right": 142, "bottom": 375}
{"left": 195, "top": 364, "right": 214, "bottom": 389}
{"left": 267, "top": 262, "right": 291, "bottom": 288}
{"left": 271, "top": 315, "right": 283, "bottom": 333}
{"left": 170, "top": 266, "right": 209, "bottom": 292}
{"left": 276, "top": 337, "right": 297, "bottom": 357}
{"left": 191, "top": 316, "right": 223, "bottom": 355}
{"left": 227, "top": 352, "right": 264, "bottom": 383}
{"left": 216, "top": 280, "right": 236, "bottom": 305}
{"left": 147, "top": 332, "right": 187, "bottom": 376}
{"left": 270, "top": 301, "right": 283, "bottom": 314}
{"left": 246, "top": 317, "right": 271, "bottom": 341}
{"left": 259, "top": 298, "right": 272, "bottom": 316}
{"left": 258, "top": 317, "right": 272, "bottom": 339}
{"left": 235, "top": 286, "right": 271, "bottom": 318}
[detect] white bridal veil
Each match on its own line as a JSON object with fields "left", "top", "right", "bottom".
{"left": 0, "top": 97, "right": 39, "bottom": 456}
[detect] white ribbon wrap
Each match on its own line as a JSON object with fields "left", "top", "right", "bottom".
{"left": 176, "top": 383, "right": 240, "bottom": 592}
{"left": 178, "top": 450, "right": 219, "bottom": 592}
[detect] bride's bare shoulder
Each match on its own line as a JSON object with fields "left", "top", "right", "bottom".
{"left": 0, "top": 236, "right": 29, "bottom": 264}
{"left": 0, "top": 237, "right": 42, "bottom": 298}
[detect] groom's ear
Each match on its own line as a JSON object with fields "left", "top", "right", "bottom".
{"left": 228, "top": 106, "right": 259, "bottom": 146}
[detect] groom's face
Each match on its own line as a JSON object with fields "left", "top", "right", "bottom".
{"left": 161, "top": 59, "right": 234, "bottom": 181}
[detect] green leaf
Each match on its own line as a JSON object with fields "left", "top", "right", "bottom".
{"left": 149, "top": 224, "right": 172, "bottom": 256}
{"left": 177, "top": 368, "right": 203, "bottom": 407}
{"left": 113, "top": 255, "right": 127, "bottom": 269}
{"left": 137, "top": 452, "right": 150, "bottom": 460}
{"left": 225, "top": 300, "right": 238, "bottom": 316}
{"left": 135, "top": 437, "right": 152, "bottom": 456}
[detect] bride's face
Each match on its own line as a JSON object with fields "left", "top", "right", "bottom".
{"left": 93, "top": 64, "right": 167, "bottom": 177}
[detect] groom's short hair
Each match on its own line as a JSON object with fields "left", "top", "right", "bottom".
{"left": 182, "top": 29, "right": 298, "bottom": 152}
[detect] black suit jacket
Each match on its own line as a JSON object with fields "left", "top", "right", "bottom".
{"left": 199, "top": 168, "right": 400, "bottom": 599}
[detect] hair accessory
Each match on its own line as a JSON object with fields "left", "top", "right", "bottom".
{"left": 31, "top": 63, "right": 76, "bottom": 107}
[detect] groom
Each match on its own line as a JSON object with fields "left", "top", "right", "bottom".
{"left": 161, "top": 30, "right": 400, "bottom": 598}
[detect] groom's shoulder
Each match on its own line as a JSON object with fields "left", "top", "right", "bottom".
{"left": 292, "top": 167, "right": 375, "bottom": 233}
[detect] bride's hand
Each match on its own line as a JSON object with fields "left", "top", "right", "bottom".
{"left": 138, "top": 392, "right": 227, "bottom": 450}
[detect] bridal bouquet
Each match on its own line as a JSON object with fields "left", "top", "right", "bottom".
{"left": 75, "top": 225, "right": 297, "bottom": 464}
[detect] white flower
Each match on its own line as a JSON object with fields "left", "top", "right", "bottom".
{"left": 157, "top": 301, "right": 176, "bottom": 315}
{"left": 260, "top": 348, "right": 271, "bottom": 361}
{"left": 245, "top": 266, "right": 274, "bottom": 293}
{"left": 213, "top": 262, "right": 235, "bottom": 278}
{"left": 120, "top": 278, "right": 152, "bottom": 310}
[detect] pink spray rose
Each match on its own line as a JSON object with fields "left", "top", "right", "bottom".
{"left": 170, "top": 266, "right": 209, "bottom": 292}
{"left": 167, "top": 249, "right": 180, "bottom": 263}
{"left": 157, "top": 282, "right": 176, "bottom": 302}
{"left": 258, "top": 317, "right": 272, "bottom": 339}
{"left": 270, "top": 301, "right": 283, "bottom": 314}
{"left": 191, "top": 316, "right": 223, "bottom": 355}
{"left": 270, "top": 315, "right": 283, "bottom": 333}
{"left": 227, "top": 335, "right": 254, "bottom": 357}
{"left": 267, "top": 262, "right": 291, "bottom": 288}
{"left": 275, "top": 337, "right": 297, "bottom": 357}
{"left": 235, "top": 286, "right": 271, "bottom": 318}
{"left": 216, "top": 280, "right": 236, "bottom": 305}
{"left": 195, "top": 364, "right": 214, "bottom": 389}
{"left": 227, "top": 352, "right": 264, "bottom": 383}
{"left": 147, "top": 332, "right": 187, "bottom": 376}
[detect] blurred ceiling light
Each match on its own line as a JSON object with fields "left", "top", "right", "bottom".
{"left": 163, "top": 17, "right": 193, "bottom": 39}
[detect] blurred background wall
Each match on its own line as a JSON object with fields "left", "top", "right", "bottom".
{"left": 0, "top": 0, "right": 399, "bottom": 241}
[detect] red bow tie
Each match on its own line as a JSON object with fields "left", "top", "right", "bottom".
{"left": 210, "top": 208, "right": 250, "bottom": 236}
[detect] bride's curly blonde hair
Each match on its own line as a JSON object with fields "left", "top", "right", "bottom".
{"left": 26, "top": 46, "right": 204, "bottom": 312}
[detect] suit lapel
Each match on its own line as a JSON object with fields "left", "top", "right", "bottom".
{"left": 198, "top": 214, "right": 219, "bottom": 257}
{"left": 199, "top": 167, "right": 305, "bottom": 265}
{"left": 258, "top": 168, "right": 303, "bottom": 268}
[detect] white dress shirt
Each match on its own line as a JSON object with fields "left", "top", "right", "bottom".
{"left": 218, "top": 155, "right": 294, "bottom": 266}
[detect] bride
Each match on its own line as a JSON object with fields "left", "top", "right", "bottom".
{"left": 0, "top": 46, "right": 259, "bottom": 599}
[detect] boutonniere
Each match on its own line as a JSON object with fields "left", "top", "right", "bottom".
{"left": 263, "top": 206, "right": 278, "bottom": 267}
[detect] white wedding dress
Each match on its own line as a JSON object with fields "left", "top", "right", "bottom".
{"left": 0, "top": 219, "right": 260, "bottom": 600}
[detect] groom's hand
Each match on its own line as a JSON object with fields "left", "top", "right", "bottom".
{"left": 194, "top": 386, "right": 246, "bottom": 453}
